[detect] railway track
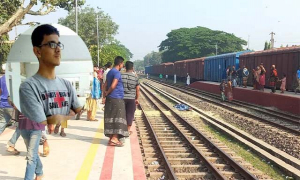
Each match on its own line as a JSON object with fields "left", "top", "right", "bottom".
{"left": 138, "top": 86, "right": 266, "bottom": 179}
{"left": 139, "top": 81, "right": 300, "bottom": 179}
{"left": 148, "top": 79, "right": 300, "bottom": 135}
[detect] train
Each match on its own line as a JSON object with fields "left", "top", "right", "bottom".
{"left": 145, "top": 46, "right": 300, "bottom": 90}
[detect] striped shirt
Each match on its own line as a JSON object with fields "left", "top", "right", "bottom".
{"left": 121, "top": 72, "right": 139, "bottom": 99}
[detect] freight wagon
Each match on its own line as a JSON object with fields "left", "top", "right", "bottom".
{"left": 204, "top": 50, "right": 251, "bottom": 82}
{"left": 186, "top": 58, "right": 205, "bottom": 80}
{"left": 239, "top": 47, "right": 300, "bottom": 90}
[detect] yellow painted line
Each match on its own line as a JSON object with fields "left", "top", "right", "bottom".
{"left": 76, "top": 120, "right": 104, "bottom": 180}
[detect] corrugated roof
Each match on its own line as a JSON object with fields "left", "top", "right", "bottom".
{"left": 241, "top": 46, "right": 300, "bottom": 57}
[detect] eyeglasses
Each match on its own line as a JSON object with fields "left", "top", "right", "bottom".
{"left": 39, "top": 42, "right": 64, "bottom": 50}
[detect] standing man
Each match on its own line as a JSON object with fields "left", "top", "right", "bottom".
{"left": 159, "top": 73, "right": 163, "bottom": 81}
{"left": 186, "top": 73, "right": 190, "bottom": 86}
{"left": 103, "top": 56, "right": 128, "bottom": 147}
{"left": 0, "top": 74, "right": 21, "bottom": 155}
{"left": 165, "top": 74, "right": 168, "bottom": 81}
{"left": 295, "top": 66, "right": 300, "bottom": 94}
{"left": 174, "top": 74, "right": 177, "bottom": 84}
{"left": 236, "top": 67, "right": 243, "bottom": 87}
{"left": 19, "top": 24, "right": 82, "bottom": 180}
{"left": 121, "top": 61, "right": 140, "bottom": 135}
{"left": 270, "top": 65, "right": 278, "bottom": 93}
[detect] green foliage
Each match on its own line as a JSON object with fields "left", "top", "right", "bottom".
{"left": 58, "top": 6, "right": 118, "bottom": 48}
{"left": 0, "top": 0, "right": 21, "bottom": 25}
{"left": 40, "top": 0, "right": 85, "bottom": 11}
{"left": 143, "top": 51, "right": 162, "bottom": 66}
{"left": 264, "top": 41, "right": 271, "bottom": 50}
{"left": 159, "top": 26, "right": 247, "bottom": 62}
{"left": 89, "top": 42, "right": 133, "bottom": 67}
{"left": 133, "top": 60, "right": 145, "bottom": 71}
{"left": 0, "top": 34, "right": 12, "bottom": 72}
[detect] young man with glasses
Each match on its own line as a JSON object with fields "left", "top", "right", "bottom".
{"left": 19, "top": 24, "right": 81, "bottom": 180}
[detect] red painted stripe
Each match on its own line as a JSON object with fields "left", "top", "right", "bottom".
{"left": 99, "top": 141, "right": 115, "bottom": 180}
{"left": 130, "top": 122, "right": 147, "bottom": 180}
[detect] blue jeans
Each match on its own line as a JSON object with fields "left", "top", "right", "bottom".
{"left": 7, "top": 127, "right": 21, "bottom": 147}
{"left": 0, "top": 108, "right": 13, "bottom": 134}
{"left": 21, "top": 130, "right": 43, "bottom": 180}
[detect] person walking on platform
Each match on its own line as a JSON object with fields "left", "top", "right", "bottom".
{"left": 186, "top": 73, "right": 190, "bottom": 86}
{"left": 269, "top": 65, "right": 278, "bottom": 93}
{"left": 103, "top": 56, "right": 128, "bottom": 147}
{"left": 19, "top": 24, "right": 82, "bottom": 180}
{"left": 121, "top": 61, "right": 140, "bottom": 135}
{"left": 0, "top": 74, "right": 21, "bottom": 155}
{"left": 165, "top": 74, "right": 168, "bottom": 81}
{"left": 279, "top": 74, "right": 287, "bottom": 94}
{"left": 295, "top": 66, "right": 300, "bottom": 94}
{"left": 220, "top": 80, "right": 226, "bottom": 101}
{"left": 259, "top": 63, "right": 266, "bottom": 91}
{"left": 242, "top": 66, "right": 249, "bottom": 88}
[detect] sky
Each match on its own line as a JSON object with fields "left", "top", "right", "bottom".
{"left": 8, "top": 0, "right": 300, "bottom": 61}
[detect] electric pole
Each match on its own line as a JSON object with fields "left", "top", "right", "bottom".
{"left": 215, "top": 43, "right": 218, "bottom": 55}
{"left": 270, "top": 32, "right": 275, "bottom": 49}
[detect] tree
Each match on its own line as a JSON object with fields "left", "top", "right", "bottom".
{"left": 143, "top": 51, "right": 162, "bottom": 66}
{"left": 58, "top": 6, "right": 118, "bottom": 48}
{"left": 264, "top": 41, "right": 271, "bottom": 50}
{"left": 89, "top": 42, "right": 133, "bottom": 67}
{"left": 0, "top": 0, "right": 85, "bottom": 37}
{"left": 158, "top": 26, "right": 247, "bottom": 62}
{"left": 133, "top": 60, "right": 145, "bottom": 71}
{"left": 0, "top": 34, "right": 12, "bottom": 72}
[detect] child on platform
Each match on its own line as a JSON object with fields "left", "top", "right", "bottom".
{"left": 220, "top": 80, "right": 226, "bottom": 101}
{"left": 280, "top": 74, "right": 286, "bottom": 94}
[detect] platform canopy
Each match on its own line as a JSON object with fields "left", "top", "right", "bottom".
{"left": 7, "top": 24, "right": 92, "bottom": 62}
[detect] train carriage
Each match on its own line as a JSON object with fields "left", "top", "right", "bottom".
{"left": 204, "top": 50, "right": 251, "bottom": 82}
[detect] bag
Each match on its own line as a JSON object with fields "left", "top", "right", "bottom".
{"left": 11, "top": 109, "right": 20, "bottom": 122}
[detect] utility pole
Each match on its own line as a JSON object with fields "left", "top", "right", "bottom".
{"left": 215, "top": 43, "right": 218, "bottom": 55}
{"left": 270, "top": 32, "right": 275, "bottom": 49}
{"left": 75, "top": 0, "right": 78, "bottom": 33}
{"left": 96, "top": 15, "right": 100, "bottom": 67}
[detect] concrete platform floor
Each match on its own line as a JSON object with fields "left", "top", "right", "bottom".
{"left": 0, "top": 104, "right": 146, "bottom": 180}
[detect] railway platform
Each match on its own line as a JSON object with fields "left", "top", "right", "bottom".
{"left": 190, "top": 81, "right": 300, "bottom": 115}
{"left": 0, "top": 104, "right": 146, "bottom": 180}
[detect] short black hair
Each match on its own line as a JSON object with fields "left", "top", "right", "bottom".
{"left": 106, "top": 62, "right": 112, "bottom": 68}
{"left": 114, "top": 56, "right": 124, "bottom": 66}
{"left": 125, "top": 61, "right": 134, "bottom": 70}
{"left": 31, "top": 24, "right": 60, "bottom": 47}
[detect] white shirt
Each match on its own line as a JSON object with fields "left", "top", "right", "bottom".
{"left": 103, "top": 68, "right": 111, "bottom": 83}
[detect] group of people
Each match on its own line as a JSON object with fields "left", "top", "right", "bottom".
{"left": 220, "top": 64, "right": 300, "bottom": 102}
{"left": 0, "top": 24, "right": 140, "bottom": 180}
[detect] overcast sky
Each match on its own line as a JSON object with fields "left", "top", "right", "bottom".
{"left": 9, "top": 0, "right": 300, "bottom": 60}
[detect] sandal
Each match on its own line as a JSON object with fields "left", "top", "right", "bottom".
{"left": 60, "top": 132, "right": 66, "bottom": 137}
{"left": 89, "top": 119, "right": 98, "bottom": 121}
{"left": 7, "top": 148, "right": 20, "bottom": 155}
{"left": 54, "top": 124, "right": 60, "bottom": 134}
{"left": 108, "top": 140, "right": 123, "bottom": 147}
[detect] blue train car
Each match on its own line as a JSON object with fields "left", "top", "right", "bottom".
{"left": 145, "top": 66, "right": 153, "bottom": 75}
{"left": 204, "top": 50, "right": 251, "bottom": 82}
